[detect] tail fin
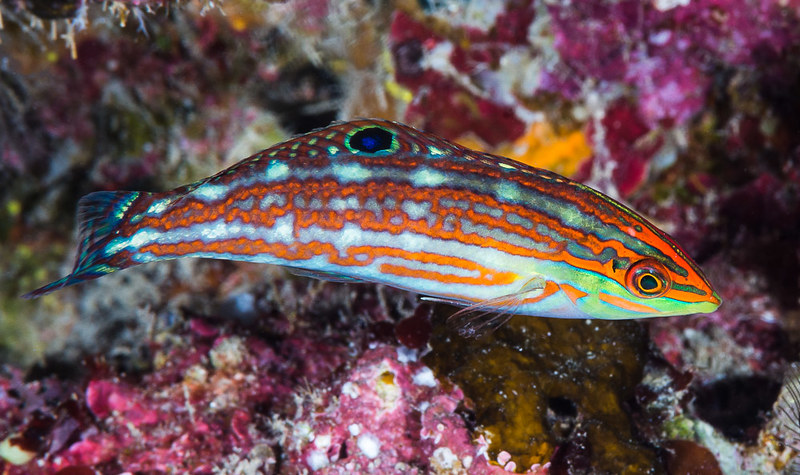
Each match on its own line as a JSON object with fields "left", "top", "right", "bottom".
{"left": 23, "top": 190, "right": 143, "bottom": 299}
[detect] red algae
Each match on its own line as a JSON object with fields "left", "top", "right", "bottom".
{"left": 389, "top": 10, "right": 526, "bottom": 147}
{"left": 577, "top": 101, "right": 664, "bottom": 198}
{"left": 395, "top": 304, "right": 433, "bottom": 350}
{"left": 662, "top": 439, "right": 723, "bottom": 475}
{"left": 272, "top": 344, "right": 498, "bottom": 473}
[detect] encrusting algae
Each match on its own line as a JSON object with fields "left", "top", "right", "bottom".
{"left": 426, "top": 316, "right": 656, "bottom": 473}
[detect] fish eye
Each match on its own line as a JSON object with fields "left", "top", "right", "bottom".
{"left": 348, "top": 127, "right": 394, "bottom": 153}
{"left": 625, "top": 259, "right": 670, "bottom": 298}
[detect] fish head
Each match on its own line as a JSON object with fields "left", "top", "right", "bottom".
{"left": 559, "top": 214, "right": 721, "bottom": 320}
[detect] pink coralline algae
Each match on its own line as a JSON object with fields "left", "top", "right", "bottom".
{"left": 624, "top": 53, "right": 708, "bottom": 129}
{"left": 576, "top": 100, "right": 664, "bottom": 198}
{"left": 273, "top": 344, "right": 508, "bottom": 473}
{"left": 547, "top": 0, "right": 799, "bottom": 127}
{"left": 0, "top": 303, "right": 519, "bottom": 474}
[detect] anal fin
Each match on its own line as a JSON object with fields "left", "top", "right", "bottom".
{"left": 285, "top": 267, "right": 363, "bottom": 284}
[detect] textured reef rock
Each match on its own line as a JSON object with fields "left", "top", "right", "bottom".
{"left": 427, "top": 318, "right": 656, "bottom": 472}
{"left": 0, "top": 281, "right": 505, "bottom": 474}
{"left": 3, "top": 0, "right": 800, "bottom": 473}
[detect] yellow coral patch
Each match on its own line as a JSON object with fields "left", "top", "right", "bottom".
{"left": 376, "top": 369, "right": 400, "bottom": 408}
{"left": 504, "top": 122, "right": 591, "bottom": 177}
{"left": 385, "top": 79, "right": 414, "bottom": 104}
{"left": 456, "top": 122, "right": 592, "bottom": 177}
{"left": 218, "top": 0, "right": 269, "bottom": 31}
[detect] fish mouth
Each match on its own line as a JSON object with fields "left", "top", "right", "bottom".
{"left": 708, "top": 290, "right": 722, "bottom": 308}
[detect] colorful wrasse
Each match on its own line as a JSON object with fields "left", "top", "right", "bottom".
{"left": 25, "top": 119, "right": 720, "bottom": 335}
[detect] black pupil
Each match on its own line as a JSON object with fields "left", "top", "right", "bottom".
{"left": 350, "top": 127, "right": 394, "bottom": 153}
{"left": 639, "top": 273, "right": 660, "bottom": 291}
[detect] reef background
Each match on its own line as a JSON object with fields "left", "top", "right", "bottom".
{"left": 1, "top": 0, "right": 800, "bottom": 473}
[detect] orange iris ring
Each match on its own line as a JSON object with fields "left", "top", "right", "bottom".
{"left": 625, "top": 259, "right": 671, "bottom": 299}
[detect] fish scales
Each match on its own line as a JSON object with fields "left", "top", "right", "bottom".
{"left": 26, "top": 119, "right": 720, "bottom": 331}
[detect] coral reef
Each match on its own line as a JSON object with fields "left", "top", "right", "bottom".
{"left": 0, "top": 281, "right": 499, "bottom": 474}
{"left": 2, "top": 0, "right": 800, "bottom": 473}
{"left": 426, "top": 318, "right": 656, "bottom": 472}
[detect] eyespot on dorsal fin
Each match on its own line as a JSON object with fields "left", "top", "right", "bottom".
{"left": 347, "top": 126, "right": 395, "bottom": 153}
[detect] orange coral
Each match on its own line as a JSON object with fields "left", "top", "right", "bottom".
{"left": 457, "top": 122, "right": 591, "bottom": 177}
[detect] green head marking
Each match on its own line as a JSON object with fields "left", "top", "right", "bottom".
{"left": 560, "top": 257, "right": 721, "bottom": 320}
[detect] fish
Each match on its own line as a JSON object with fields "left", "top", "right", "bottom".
{"left": 777, "top": 362, "right": 800, "bottom": 472}
{"left": 24, "top": 119, "right": 721, "bottom": 336}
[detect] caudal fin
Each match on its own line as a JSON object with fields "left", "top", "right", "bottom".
{"left": 23, "top": 190, "right": 143, "bottom": 299}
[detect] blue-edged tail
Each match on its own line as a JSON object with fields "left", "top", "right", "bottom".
{"left": 23, "top": 191, "right": 143, "bottom": 299}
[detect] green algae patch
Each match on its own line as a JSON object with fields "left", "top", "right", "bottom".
{"left": 0, "top": 240, "right": 70, "bottom": 366}
{"left": 426, "top": 316, "right": 659, "bottom": 473}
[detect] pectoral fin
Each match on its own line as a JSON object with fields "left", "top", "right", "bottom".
{"left": 518, "top": 275, "right": 547, "bottom": 294}
{"left": 444, "top": 275, "right": 548, "bottom": 338}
